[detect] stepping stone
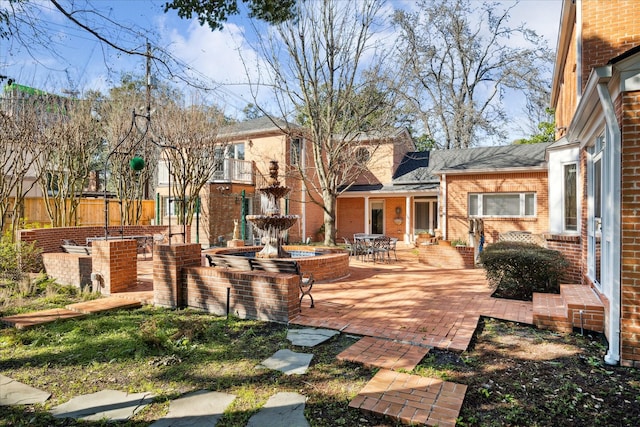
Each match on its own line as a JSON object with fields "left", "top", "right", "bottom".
{"left": 349, "top": 369, "right": 467, "bottom": 427}
{"left": 258, "top": 349, "right": 313, "bottom": 375}
{"left": 287, "top": 328, "right": 339, "bottom": 347}
{"left": 246, "top": 392, "right": 309, "bottom": 427}
{"left": 150, "top": 390, "right": 236, "bottom": 427}
{"left": 337, "top": 336, "right": 430, "bottom": 371}
{"left": 50, "top": 389, "right": 154, "bottom": 421}
{"left": 0, "top": 375, "right": 51, "bottom": 405}
{"left": 1, "top": 308, "right": 85, "bottom": 329}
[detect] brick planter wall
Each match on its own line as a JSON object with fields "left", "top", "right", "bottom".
{"left": 153, "top": 243, "right": 202, "bottom": 309}
{"left": 42, "top": 252, "right": 92, "bottom": 289}
{"left": 418, "top": 244, "right": 475, "bottom": 269}
{"left": 18, "top": 225, "right": 181, "bottom": 254}
{"left": 206, "top": 245, "right": 350, "bottom": 281}
{"left": 183, "top": 266, "right": 300, "bottom": 323}
{"left": 92, "top": 239, "right": 137, "bottom": 294}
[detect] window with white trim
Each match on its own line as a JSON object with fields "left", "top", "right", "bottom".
{"left": 469, "top": 192, "right": 536, "bottom": 217}
{"left": 291, "top": 138, "right": 302, "bottom": 166}
{"left": 564, "top": 163, "right": 577, "bottom": 231}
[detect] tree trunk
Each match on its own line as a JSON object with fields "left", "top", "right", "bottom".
{"left": 322, "top": 190, "right": 337, "bottom": 246}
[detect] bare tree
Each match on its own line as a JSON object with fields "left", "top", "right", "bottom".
{"left": 393, "top": 0, "right": 553, "bottom": 149}
{"left": 0, "top": 107, "right": 46, "bottom": 237}
{"left": 151, "top": 96, "right": 230, "bottom": 226}
{"left": 98, "top": 77, "right": 159, "bottom": 227}
{"left": 256, "top": 0, "right": 400, "bottom": 245}
{"left": 33, "top": 97, "right": 102, "bottom": 227}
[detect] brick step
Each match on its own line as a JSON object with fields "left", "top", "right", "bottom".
{"left": 533, "top": 293, "right": 572, "bottom": 332}
{"left": 533, "top": 284, "right": 604, "bottom": 333}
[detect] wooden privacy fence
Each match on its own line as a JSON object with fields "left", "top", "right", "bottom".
{"left": 9, "top": 197, "right": 156, "bottom": 228}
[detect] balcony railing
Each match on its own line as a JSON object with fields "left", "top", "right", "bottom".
{"left": 210, "top": 158, "right": 253, "bottom": 184}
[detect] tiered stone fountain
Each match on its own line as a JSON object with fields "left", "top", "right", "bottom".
{"left": 246, "top": 160, "right": 299, "bottom": 258}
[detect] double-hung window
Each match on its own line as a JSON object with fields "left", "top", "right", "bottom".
{"left": 469, "top": 192, "right": 536, "bottom": 217}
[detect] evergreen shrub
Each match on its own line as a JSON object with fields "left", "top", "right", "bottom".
{"left": 479, "top": 241, "right": 568, "bottom": 301}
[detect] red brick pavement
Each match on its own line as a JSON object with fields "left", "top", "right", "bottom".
{"left": 349, "top": 369, "right": 467, "bottom": 427}
{"left": 291, "top": 250, "right": 533, "bottom": 352}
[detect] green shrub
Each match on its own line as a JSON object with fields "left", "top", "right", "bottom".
{"left": 479, "top": 241, "right": 569, "bottom": 301}
{"left": 0, "top": 234, "right": 43, "bottom": 282}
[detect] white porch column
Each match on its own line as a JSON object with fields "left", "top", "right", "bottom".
{"left": 404, "top": 196, "right": 411, "bottom": 243}
{"left": 364, "top": 196, "right": 370, "bottom": 234}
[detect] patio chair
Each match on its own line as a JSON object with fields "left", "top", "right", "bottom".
{"left": 342, "top": 237, "right": 356, "bottom": 256}
{"left": 353, "top": 233, "right": 373, "bottom": 261}
{"left": 371, "top": 236, "right": 391, "bottom": 263}
{"left": 389, "top": 237, "right": 398, "bottom": 261}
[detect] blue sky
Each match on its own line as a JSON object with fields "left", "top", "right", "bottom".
{"left": 1, "top": 0, "right": 563, "bottom": 137}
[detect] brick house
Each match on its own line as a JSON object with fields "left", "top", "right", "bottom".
{"left": 338, "top": 143, "right": 550, "bottom": 246}
{"left": 156, "top": 116, "right": 327, "bottom": 247}
{"left": 549, "top": 0, "right": 640, "bottom": 366}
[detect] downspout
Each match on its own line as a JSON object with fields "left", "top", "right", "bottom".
{"left": 597, "top": 80, "right": 621, "bottom": 365}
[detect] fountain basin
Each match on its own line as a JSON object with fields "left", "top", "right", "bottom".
{"left": 203, "top": 245, "right": 350, "bottom": 281}
{"left": 245, "top": 215, "right": 299, "bottom": 231}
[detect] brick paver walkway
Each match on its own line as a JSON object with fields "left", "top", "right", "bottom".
{"left": 337, "top": 336, "right": 430, "bottom": 371}
{"left": 349, "top": 369, "right": 467, "bottom": 427}
{"left": 291, "top": 249, "right": 533, "bottom": 352}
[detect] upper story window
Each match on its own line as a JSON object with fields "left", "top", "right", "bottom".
{"left": 469, "top": 192, "right": 536, "bottom": 218}
{"left": 290, "top": 138, "right": 302, "bottom": 166}
{"left": 230, "top": 143, "right": 244, "bottom": 160}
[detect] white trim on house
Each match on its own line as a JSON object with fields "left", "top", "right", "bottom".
{"left": 564, "top": 64, "right": 623, "bottom": 365}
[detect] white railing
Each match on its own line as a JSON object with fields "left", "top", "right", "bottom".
{"left": 211, "top": 158, "right": 253, "bottom": 184}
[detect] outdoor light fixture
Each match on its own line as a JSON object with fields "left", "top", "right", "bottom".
{"left": 394, "top": 206, "right": 403, "bottom": 225}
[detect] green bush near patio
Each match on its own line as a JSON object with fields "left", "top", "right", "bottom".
{"left": 0, "top": 233, "right": 43, "bottom": 282}
{"left": 479, "top": 241, "right": 569, "bottom": 301}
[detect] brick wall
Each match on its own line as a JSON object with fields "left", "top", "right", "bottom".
{"left": 620, "top": 89, "right": 640, "bottom": 367}
{"left": 42, "top": 252, "right": 92, "bottom": 289}
{"left": 337, "top": 198, "right": 365, "bottom": 240}
{"left": 154, "top": 243, "right": 202, "bottom": 308}
{"left": 183, "top": 266, "right": 300, "bottom": 323}
{"left": 444, "top": 172, "right": 549, "bottom": 244}
{"left": 18, "top": 225, "right": 174, "bottom": 254}
{"left": 418, "top": 243, "right": 475, "bottom": 269}
{"left": 543, "top": 234, "right": 583, "bottom": 285}
{"left": 581, "top": 1, "right": 640, "bottom": 94}
{"left": 205, "top": 246, "right": 350, "bottom": 282}
{"left": 91, "top": 239, "right": 137, "bottom": 294}
{"left": 555, "top": 15, "right": 578, "bottom": 136}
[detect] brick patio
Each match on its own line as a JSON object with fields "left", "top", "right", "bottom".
{"left": 291, "top": 249, "right": 533, "bottom": 352}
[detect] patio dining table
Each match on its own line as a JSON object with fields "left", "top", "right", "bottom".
{"left": 353, "top": 234, "right": 385, "bottom": 262}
